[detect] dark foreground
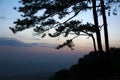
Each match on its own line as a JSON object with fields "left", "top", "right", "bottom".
{"left": 50, "top": 48, "right": 120, "bottom": 80}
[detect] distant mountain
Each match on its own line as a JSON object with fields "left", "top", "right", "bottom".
{"left": 50, "top": 47, "right": 120, "bottom": 80}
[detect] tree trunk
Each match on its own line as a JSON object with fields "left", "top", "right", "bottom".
{"left": 92, "top": 0, "right": 103, "bottom": 53}
{"left": 100, "top": 0, "right": 110, "bottom": 54}
{"left": 91, "top": 34, "right": 97, "bottom": 53}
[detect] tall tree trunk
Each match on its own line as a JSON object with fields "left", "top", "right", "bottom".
{"left": 100, "top": 0, "right": 110, "bottom": 54}
{"left": 92, "top": 0, "right": 103, "bottom": 53}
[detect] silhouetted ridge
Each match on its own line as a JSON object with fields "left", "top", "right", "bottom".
{"left": 49, "top": 48, "right": 120, "bottom": 80}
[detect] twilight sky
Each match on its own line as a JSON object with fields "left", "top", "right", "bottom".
{"left": 0, "top": 0, "right": 120, "bottom": 77}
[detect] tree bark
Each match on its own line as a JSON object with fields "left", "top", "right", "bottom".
{"left": 92, "top": 0, "right": 103, "bottom": 53}
{"left": 100, "top": 0, "right": 110, "bottom": 54}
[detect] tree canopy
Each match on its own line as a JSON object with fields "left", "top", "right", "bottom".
{"left": 10, "top": 0, "right": 120, "bottom": 51}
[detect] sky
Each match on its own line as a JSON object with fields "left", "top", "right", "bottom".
{"left": 0, "top": 0, "right": 120, "bottom": 78}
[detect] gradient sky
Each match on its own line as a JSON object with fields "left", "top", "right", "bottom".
{"left": 0, "top": 0, "right": 120, "bottom": 77}
{"left": 0, "top": 0, "right": 120, "bottom": 48}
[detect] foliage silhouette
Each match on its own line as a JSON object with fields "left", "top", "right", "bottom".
{"left": 9, "top": 5, "right": 120, "bottom": 80}
{"left": 9, "top": 0, "right": 120, "bottom": 53}
{"left": 50, "top": 48, "right": 120, "bottom": 80}
{"left": 9, "top": 0, "right": 120, "bottom": 79}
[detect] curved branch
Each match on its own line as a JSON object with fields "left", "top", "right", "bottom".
{"left": 63, "top": 10, "right": 81, "bottom": 24}
{"left": 70, "top": 31, "right": 97, "bottom": 52}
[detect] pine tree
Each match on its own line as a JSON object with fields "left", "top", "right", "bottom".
{"left": 10, "top": 0, "right": 120, "bottom": 53}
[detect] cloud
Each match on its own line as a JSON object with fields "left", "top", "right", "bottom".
{"left": 0, "top": 37, "right": 57, "bottom": 48}
{"left": 0, "top": 37, "right": 84, "bottom": 77}
{"left": 32, "top": 43, "right": 57, "bottom": 48}
{"left": 0, "top": 37, "right": 28, "bottom": 47}
{"left": 0, "top": 16, "right": 6, "bottom": 20}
